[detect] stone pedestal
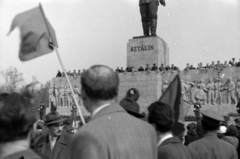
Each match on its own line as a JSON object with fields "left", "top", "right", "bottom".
{"left": 127, "top": 36, "right": 169, "bottom": 69}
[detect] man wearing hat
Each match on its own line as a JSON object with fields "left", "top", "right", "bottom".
{"left": 188, "top": 110, "right": 238, "bottom": 159}
{"left": 33, "top": 112, "right": 72, "bottom": 159}
{"left": 71, "top": 65, "right": 157, "bottom": 159}
{"left": 120, "top": 88, "right": 145, "bottom": 119}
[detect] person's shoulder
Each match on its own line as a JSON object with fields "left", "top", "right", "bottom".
{"left": 188, "top": 137, "right": 205, "bottom": 148}
{"left": 33, "top": 133, "right": 48, "bottom": 145}
{"left": 4, "top": 149, "right": 44, "bottom": 159}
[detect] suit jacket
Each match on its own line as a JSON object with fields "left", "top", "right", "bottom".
{"left": 3, "top": 149, "right": 44, "bottom": 159}
{"left": 33, "top": 132, "right": 72, "bottom": 159}
{"left": 158, "top": 137, "right": 192, "bottom": 159}
{"left": 188, "top": 132, "right": 238, "bottom": 159}
{"left": 71, "top": 103, "right": 157, "bottom": 159}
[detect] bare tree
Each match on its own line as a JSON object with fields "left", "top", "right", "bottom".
{"left": 0, "top": 66, "right": 24, "bottom": 92}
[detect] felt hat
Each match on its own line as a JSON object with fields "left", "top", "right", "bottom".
{"left": 119, "top": 98, "right": 144, "bottom": 118}
{"left": 201, "top": 110, "right": 224, "bottom": 125}
{"left": 44, "top": 112, "right": 65, "bottom": 126}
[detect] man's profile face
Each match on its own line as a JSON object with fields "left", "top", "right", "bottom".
{"left": 48, "top": 122, "right": 63, "bottom": 137}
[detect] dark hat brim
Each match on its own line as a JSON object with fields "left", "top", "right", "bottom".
{"left": 45, "top": 118, "right": 66, "bottom": 126}
{"left": 126, "top": 110, "right": 144, "bottom": 118}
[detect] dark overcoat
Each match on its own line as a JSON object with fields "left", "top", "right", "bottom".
{"left": 33, "top": 132, "right": 72, "bottom": 159}
{"left": 188, "top": 133, "right": 238, "bottom": 159}
{"left": 158, "top": 137, "right": 193, "bottom": 159}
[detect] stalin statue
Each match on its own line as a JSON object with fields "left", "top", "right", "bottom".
{"left": 139, "top": 0, "right": 166, "bottom": 36}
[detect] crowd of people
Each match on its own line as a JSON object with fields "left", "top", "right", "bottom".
{"left": 1, "top": 64, "right": 240, "bottom": 159}
{"left": 116, "top": 63, "right": 179, "bottom": 73}
{"left": 184, "top": 58, "right": 240, "bottom": 71}
{"left": 56, "top": 69, "right": 86, "bottom": 77}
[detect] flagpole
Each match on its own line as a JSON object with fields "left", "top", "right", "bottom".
{"left": 54, "top": 46, "right": 86, "bottom": 125}
{"left": 39, "top": 3, "right": 85, "bottom": 125}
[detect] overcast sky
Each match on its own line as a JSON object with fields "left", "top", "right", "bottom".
{"left": 0, "top": 0, "right": 239, "bottom": 84}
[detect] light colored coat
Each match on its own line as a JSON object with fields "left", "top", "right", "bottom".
{"left": 71, "top": 103, "right": 157, "bottom": 159}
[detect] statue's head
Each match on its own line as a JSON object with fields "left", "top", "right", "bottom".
{"left": 201, "top": 79, "right": 204, "bottom": 83}
{"left": 228, "top": 77, "right": 232, "bottom": 82}
{"left": 209, "top": 78, "right": 213, "bottom": 83}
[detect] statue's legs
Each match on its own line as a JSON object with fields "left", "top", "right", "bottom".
{"left": 149, "top": 2, "right": 158, "bottom": 36}
{"left": 231, "top": 92, "right": 237, "bottom": 105}
{"left": 228, "top": 92, "right": 231, "bottom": 105}
{"left": 211, "top": 91, "right": 216, "bottom": 105}
{"left": 140, "top": 4, "right": 150, "bottom": 36}
{"left": 219, "top": 92, "right": 223, "bottom": 105}
{"left": 214, "top": 91, "right": 222, "bottom": 105}
{"left": 203, "top": 93, "right": 207, "bottom": 105}
{"left": 60, "top": 97, "right": 63, "bottom": 107}
{"left": 142, "top": 22, "right": 150, "bottom": 36}
{"left": 208, "top": 92, "right": 211, "bottom": 105}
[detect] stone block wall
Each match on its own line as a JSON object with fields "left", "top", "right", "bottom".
{"left": 117, "top": 67, "right": 240, "bottom": 116}
{"left": 117, "top": 71, "right": 162, "bottom": 113}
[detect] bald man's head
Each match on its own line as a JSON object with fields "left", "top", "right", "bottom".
{"left": 81, "top": 65, "right": 119, "bottom": 100}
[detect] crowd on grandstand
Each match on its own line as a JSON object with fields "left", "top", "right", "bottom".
{"left": 55, "top": 58, "right": 240, "bottom": 77}
{"left": 184, "top": 58, "right": 240, "bottom": 71}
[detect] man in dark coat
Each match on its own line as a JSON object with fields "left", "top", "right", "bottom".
{"left": 71, "top": 65, "right": 157, "bottom": 159}
{"left": 0, "top": 91, "right": 44, "bottom": 159}
{"left": 188, "top": 110, "right": 238, "bottom": 159}
{"left": 234, "top": 118, "right": 240, "bottom": 159}
{"left": 33, "top": 112, "right": 72, "bottom": 159}
{"left": 184, "top": 123, "right": 199, "bottom": 146}
{"left": 147, "top": 101, "right": 194, "bottom": 159}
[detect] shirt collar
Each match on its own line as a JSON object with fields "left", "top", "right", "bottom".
{"left": 91, "top": 103, "right": 111, "bottom": 118}
{"left": 157, "top": 133, "right": 173, "bottom": 147}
